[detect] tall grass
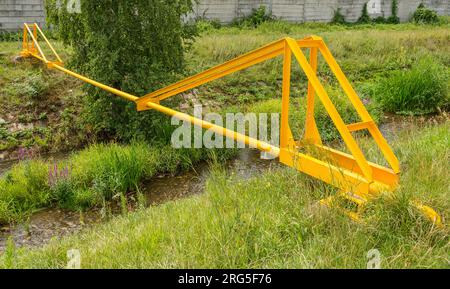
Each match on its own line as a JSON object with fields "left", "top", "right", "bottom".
{"left": 1, "top": 123, "right": 448, "bottom": 268}
{"left": 0, "top": 161, "right": 50, "bottom": 224}
{"left": 0, "top": 143, "right": 225, "bottom": 224}
{"left": 373, "top": 57, "right": 449, "bottom": 115}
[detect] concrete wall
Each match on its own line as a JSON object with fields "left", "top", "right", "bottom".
{"left": 1, "top": 0, "right": 449, "bottom": 32}
{"left": 192, "top": 0, "right": 449, "bottom": 23}
{"left": 0, "top": 0, "right": 45, "bottom": 32}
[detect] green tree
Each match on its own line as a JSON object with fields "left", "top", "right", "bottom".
{"left": 45, "top": 0, "right": 196, "bottom": 143}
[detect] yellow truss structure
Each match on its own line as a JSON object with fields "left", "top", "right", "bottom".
{"left": 19, "top": 23, "right": 442, "bottom": 225}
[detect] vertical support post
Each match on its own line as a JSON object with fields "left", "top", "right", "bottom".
{"left": 31, "top": 24, "right": 38, "bottom": 54}
{"left": 22, "top": 25, "right": 28, "bottom": 51}
{"left": 304, "top": 47, "right": 322, "bottom": 145}
{"left": 280, "top": 41, "right": 292, "bottom": 149}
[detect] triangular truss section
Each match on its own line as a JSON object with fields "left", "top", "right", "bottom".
{"left": 21, "top": 23, "right": 64, "bottom": 68}
{"left": 20, "top": 23, "right": 442, "bottom": 225}
{"left": 137, "top": 36, "right": 399, "bottom": 196}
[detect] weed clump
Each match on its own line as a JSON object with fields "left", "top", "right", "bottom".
{"left": 196, "top": 19, "right": 222, "bottom": 33}
{"left": 412, "top": 4, "right": 439, "bottom": 24}
{"left": 4, "top": 73, "right": 49, "bottom": 100}
{"left": 386, "top": 0, "right": 400, "bottom": 24}
{"left": 331, "top": 8, "right": 346, "bottom": 25}
{"left": 373, "top": 57, "right": 449, "bottom": 115}
{"left": 0, "top": 141, "right": 235, "bottom": 224}
{"left": 233, "top": 6, "right": 275, "bottom": 28}
{"left": 357, "top": 3, "right": 371, "bottom": 24}
{"left": 0, "top": 161, "right": 50, "bottom": 224}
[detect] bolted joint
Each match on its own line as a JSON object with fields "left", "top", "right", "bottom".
{"left": 136, "top": 98, "right": 160, "bottom": 111}
{"left": 47, "top": 61, "right": 64, "bottom": 69}
{"left": 20, "top": 50, "right": 32, "bottom": 58}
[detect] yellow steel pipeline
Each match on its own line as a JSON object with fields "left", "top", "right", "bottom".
{"left": 20, "top": 23, "right": 442, "bottom": 226}
{"left": 145, "top": 102, "right": 280, "bottom": 156}
{"left": 52, "top": 63, "right": 139, "bottom": 102}
{"left": 34, "top": 58, "right": 279, "bottom": 156}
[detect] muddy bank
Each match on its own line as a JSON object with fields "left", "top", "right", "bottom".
{"left": 379, "top": 113, "right": 448, "bottom": 140}
{"left": 0, "top": 209, "right": 101, "bottom": 251}
{"left": 0, "top": 149, "right": 280, "bottom": 251}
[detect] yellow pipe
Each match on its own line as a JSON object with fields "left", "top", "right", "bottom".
{"left": 34, "top": 23, "right": 63, "bottom": 63}
{"left": 24, "top": 24, "right": 47, "bottom": 62}
{"left": 30, "top": 53, "right": 46, "bottom": 62}
{"left": 52, "top": 64, "right": 139, "bottom": 102}
{"left": 31, "top": 57, "right": 279, "bottom": 156}
{"left": 145, "top": 101, "right": 280, "bottom": 157}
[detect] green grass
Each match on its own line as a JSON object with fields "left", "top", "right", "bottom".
{"left": 186, "top": 22, "right": 450, "bottom": 110}
{"left": 1, "top": 122, "right": 448, "bottom": 269}
{"left": 372, "top": 56, "right": 449, "bottom": 115}
{"left": 0, "top": 160, "right": 49, "bottom": 224}
{"left": 0, "top": 142, "right": 235, "bottom": 224}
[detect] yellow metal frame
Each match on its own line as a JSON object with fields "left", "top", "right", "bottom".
{"left": 19, "top": 24, "right": 442, "bottom": 226}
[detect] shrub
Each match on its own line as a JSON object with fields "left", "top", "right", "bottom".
{"left": 331, "top": 8, "right": 347, "bottom": 25}
{"left": 373, "top": 16, "right": 386, "bottom": 24}
{"left": 373, "top": 57, "right": 449, "bottom": 115}
{"left": 196, "top": 19, "right": 222, "bottom": 33}
{"left": 386, "top": 0, "right": 400, "bottom": 24}
{"left": 51, "top": 180, "right": 77, "bottom": 209}
{"left": 438, "top": 16, "right": 450, "bottom": 25}
{"left": 233, "top": 6, "right": 275, "bottom": 28}
{"left": 412, "top": 4, "right": 439, "bottom": 24}
{"left": 357, "top": 3, "right": 371, "bottom": 24}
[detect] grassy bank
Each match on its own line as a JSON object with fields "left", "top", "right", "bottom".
{"left": 0, "top": 143, "right": 235, "bottom": 224}
{"left": 1, "top": 122, "right": 448, "bottom": 269}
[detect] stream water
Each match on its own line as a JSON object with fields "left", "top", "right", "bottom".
{"left": 0, "top": 149, "right": 280, "bottom": 251}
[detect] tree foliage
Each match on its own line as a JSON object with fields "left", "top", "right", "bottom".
{"left": 45, "top": 0, "right": 196, "bottom": 143}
